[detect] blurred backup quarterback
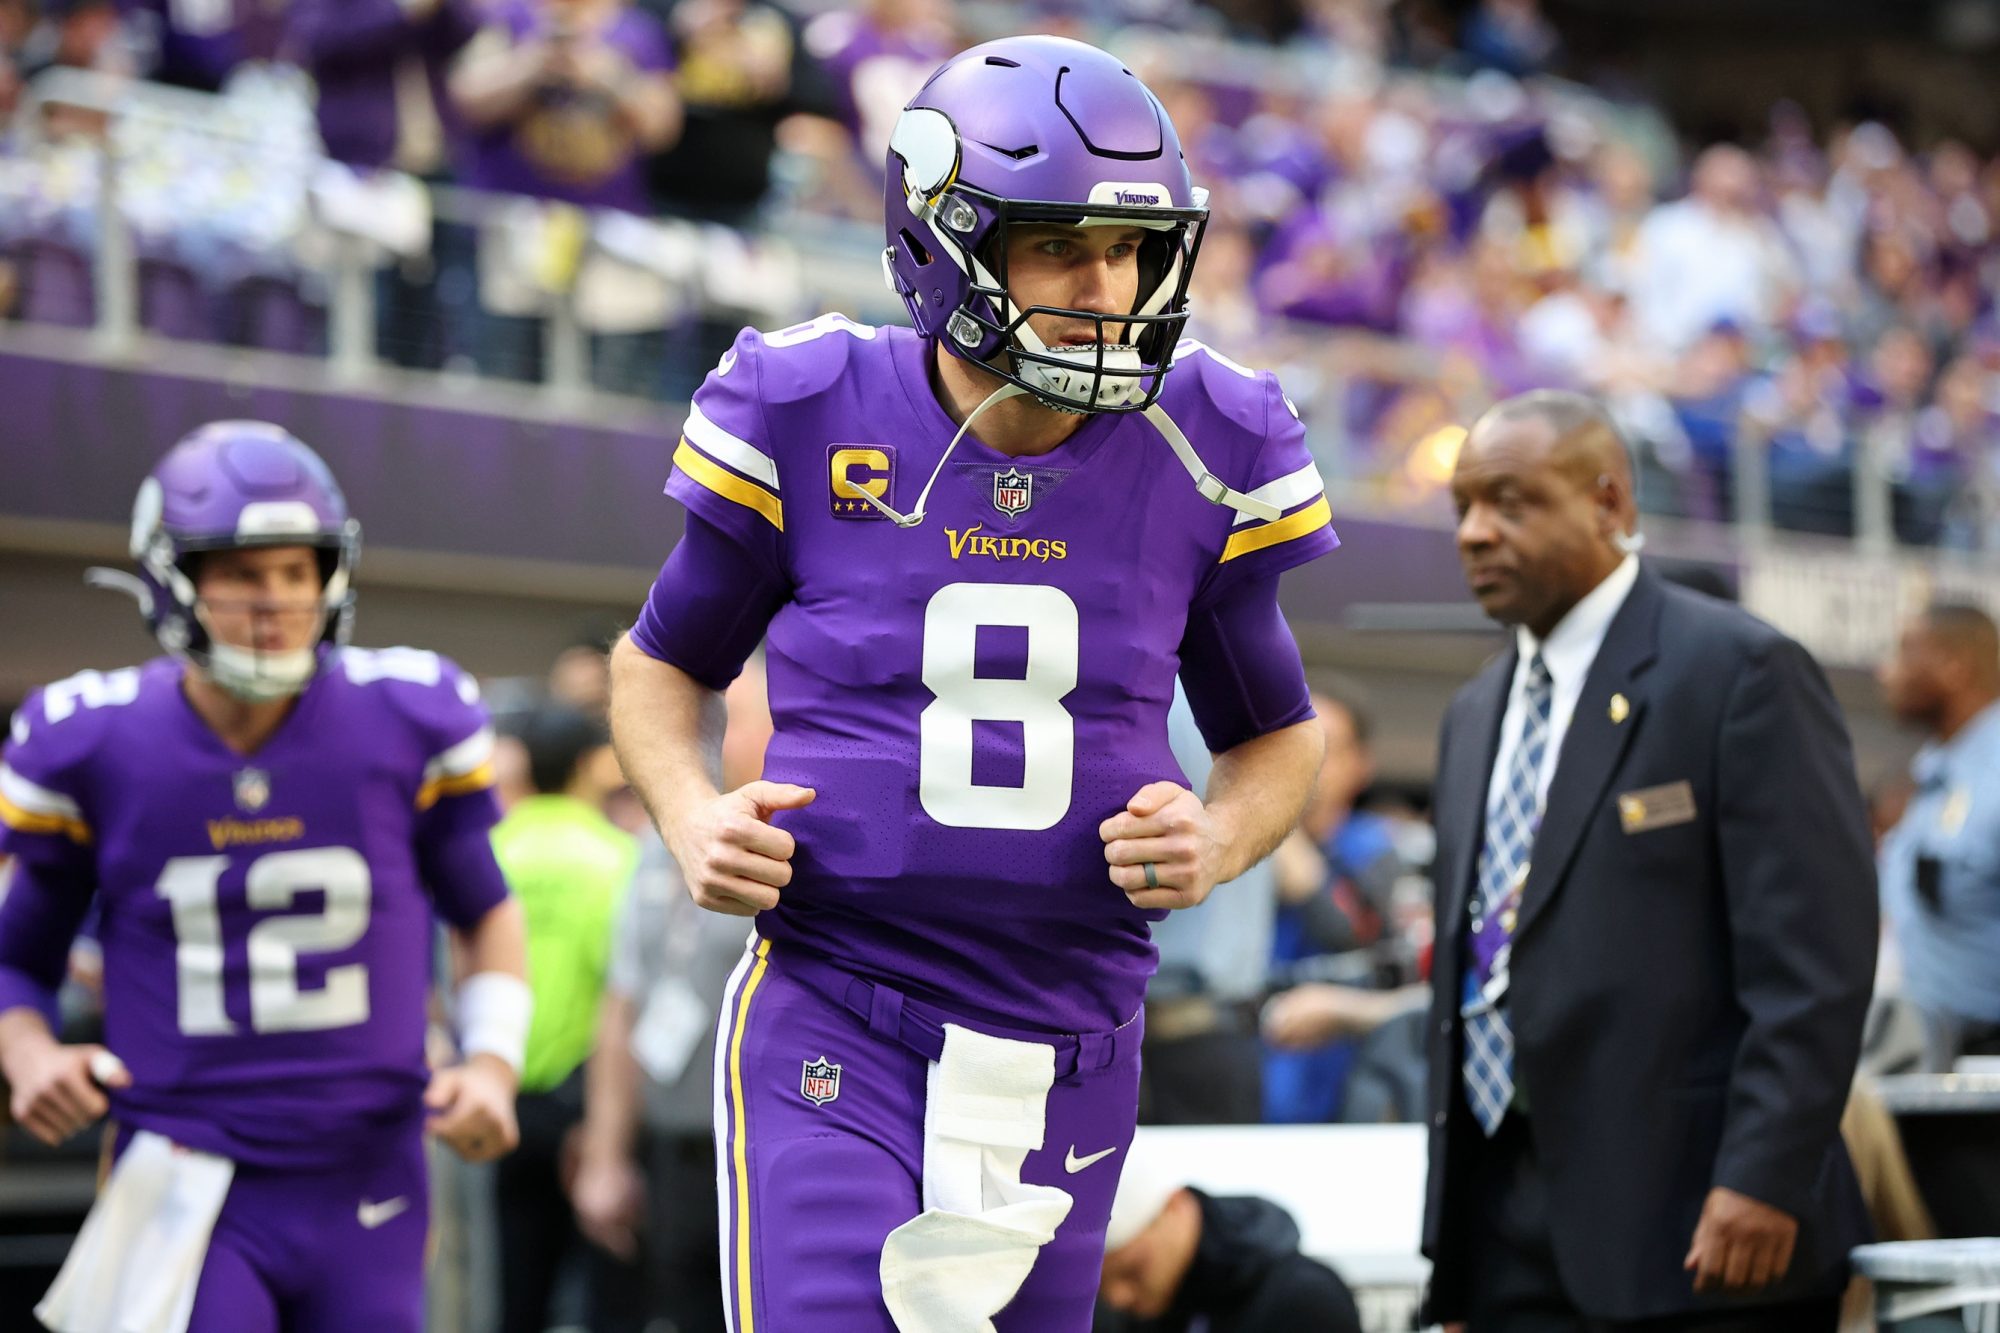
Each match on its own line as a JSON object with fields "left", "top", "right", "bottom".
{"left": 0, "top": 423, "right": 529, "bottom": 1332}
{"left": 615, "top": 34, "right": 1338, "bottom": 1332}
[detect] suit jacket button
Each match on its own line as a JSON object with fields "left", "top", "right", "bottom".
{"left": 1439, "top": 1018, "right": 1451, "bottom": 1034}
{"left": 1433, "top": 1110, "right": 1447, "bottom": 1127}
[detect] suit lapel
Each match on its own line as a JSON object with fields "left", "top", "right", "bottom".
{"left": 1513, "top": 568, "right": 1664, "bottom": 944}
{"left": 1440, "top": 650, "right": 1516, "bottom": 929}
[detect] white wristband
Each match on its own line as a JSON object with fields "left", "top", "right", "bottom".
{"left": 457, "top": 972, "right": 533, "bottom": 1075}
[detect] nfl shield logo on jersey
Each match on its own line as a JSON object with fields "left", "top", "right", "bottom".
{"left": 233, "top": 767, "right": 271, "bottom": 812}
{"left": 800, "top": 1056, "right": 841, "bottom": 1106}
{"left": 993, "top": 467, "right": 1033, "bottom": 518}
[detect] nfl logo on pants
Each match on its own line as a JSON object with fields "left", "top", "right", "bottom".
{"left": 800, "top": 1056, "right": 841, "bottom": 1106}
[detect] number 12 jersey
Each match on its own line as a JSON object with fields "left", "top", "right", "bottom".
{"left": 633, "top": 317, "right": 1339, "bottom": 1033}
{"left": 0, "top": 648, "right": 507, "bottom": 1169}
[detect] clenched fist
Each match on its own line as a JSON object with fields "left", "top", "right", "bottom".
{"left": 672, "top": 780, "right": 815, "bottom": 916}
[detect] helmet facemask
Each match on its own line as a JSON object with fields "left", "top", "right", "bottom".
{"left": 151, "top": 531, "right": 360, "bottom": 703}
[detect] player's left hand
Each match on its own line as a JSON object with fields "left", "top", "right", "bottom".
{"left": 1684, "top": 1186, "right": 1798, "bottom": 1293}
{"left": 1100, "top": 781, "right": 1227, "bottom": 911}
{"left": 424, "top": 1054, "right": 520, "bottom": 1164}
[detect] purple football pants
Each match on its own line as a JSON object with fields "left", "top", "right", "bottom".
{"left": 714, "top": 935, "right": 1143, "bottom": 1332}
{"left": 181, "top": 1122, "right": 429, "bottom": 1332}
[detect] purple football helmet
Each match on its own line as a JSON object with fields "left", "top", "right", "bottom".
{"left": 118, "top": 421, "right": 361, "bottom": 701}
{"left": 882, "top": 35, "right": 1208, "bottom": 415}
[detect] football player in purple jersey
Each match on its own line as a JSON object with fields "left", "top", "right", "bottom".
{"left": 609, "top": 34, "right": 1340, "bottom": 1331}
{"left": 0, "top": 422, "right": 531, "bottom": 1333}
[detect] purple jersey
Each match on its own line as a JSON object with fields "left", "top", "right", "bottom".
{"left": 0, "top": 648, "right": 505, "bottom": 1169}
{"left": 462, "top": 2, "right": 674, "bottom": 213}
{"left": 642, "top": 317, "right": 1337, "bottom": 1034}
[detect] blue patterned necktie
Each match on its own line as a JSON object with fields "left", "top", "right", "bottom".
{"left": 1462, "top": 652, "right": 1553, "bottom": 1136}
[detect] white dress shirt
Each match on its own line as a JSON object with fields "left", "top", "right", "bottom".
{"left": 1483, "top": 555, "right": 1641, "bottom": 817}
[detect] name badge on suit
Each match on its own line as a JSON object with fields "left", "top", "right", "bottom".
{"left": 1617, "top": 780, "right": 1696, "bottom": 834}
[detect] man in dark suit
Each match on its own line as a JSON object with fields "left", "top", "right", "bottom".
{"left": 1422, "top": 390, "right": 1877, "bottom": 1330}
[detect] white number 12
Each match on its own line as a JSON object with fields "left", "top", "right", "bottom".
{"left": 155, "top": 847, "right": 372, "bottom": 1037}
{"left": 919, "top": 582, "right": 1079, "bottom": 830}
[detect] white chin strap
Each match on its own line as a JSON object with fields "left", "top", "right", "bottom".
{"left": 857, "top": 381, "right": 1031, "bottom": 528}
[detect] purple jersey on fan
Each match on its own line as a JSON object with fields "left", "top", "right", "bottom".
{"left": 0, "top": 646, "right": 504, "bottom": 1171}
{"left": 631, "top": 315, "right": 1337, "bottom": 1035}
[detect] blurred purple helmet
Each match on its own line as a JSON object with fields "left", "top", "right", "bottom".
{"left": 882, "top": 35, "right": 1208, "bottom": 414}
{"left": 121, "top": 421, "right": 360, "bottom": 701}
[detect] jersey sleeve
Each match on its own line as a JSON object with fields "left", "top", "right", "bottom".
{"left": 1195, "top": 371, "right": 1340, "bottom": 607}
{"left": 0, "top": 685, "right": 107, "bottom": 884}
{"left": 0, "top": 685, "right": 108, "bottom": 1027}
{"left": 345, "top": 647, "right": 505, "bottom": 850}
{"left": 665, "top": 327, "right": 787, "bottom": 577}
{"left": 363, "top": 651, "right": 511, "bottom": 926}
{"left": 629, "top": 511, "right": 790, "bottom": 690}
{"left": 1178, "top": 574, "right": 1316, "bottom": 753}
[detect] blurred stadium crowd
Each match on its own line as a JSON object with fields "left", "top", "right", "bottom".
{"left": 0, "top": 0, "right": 1995, "bottom": 546}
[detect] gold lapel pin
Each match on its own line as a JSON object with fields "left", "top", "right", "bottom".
{"left": 1608, "top": 693, "right": 1630, "bottom": 724}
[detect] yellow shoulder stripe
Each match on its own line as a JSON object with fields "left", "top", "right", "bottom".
{"left": 1220, "top": 496, "right": 1332, "bottom": 564}
{"left": 0, "top": 791, "right": 91, "bottom": 844}
{"left": 415, "top": 762, "right": 496, "bottom": 812}
{"left": 675, "top": 439, "right": 784, "bottom": 533}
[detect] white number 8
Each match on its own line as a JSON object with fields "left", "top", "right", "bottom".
{"left": 919, "top": 582, "right": 1079, "bottom": 830}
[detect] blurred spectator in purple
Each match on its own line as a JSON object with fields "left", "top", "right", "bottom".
{"left": 291, "top": 0, "right": 483, "bottom": 371}
{"left": 451, "top": 0, "right": 680, "bottom": 215}
{"left": 1459, "top": 0, "right": 1558, "bottom": 78}
{"left": 120, "top": 0, "right": 284, "bottom": 92}
{"left": 1938, "top": 356, "right": 2000, "bottom": 549}
{"left": 1400, "top": 239, "right": 1535, "bottom": 393}
{"left": 1258, "top": 206, "right": 1400, "bottom": 330}
{"left": 640, "top": 0, "right": 834, "bottom": 227}
{"left": 1741, "top": 302, "right": 1865, "bottom": 535}
{"left": 799, "top": 0, "right": 953, "bottom": 172}
{"left": 290, "top": 0, "right": 479, "bottom": 174}
{"left": 450, "top": 0, "right": 680, "bottom": 389}
{"left": 1665, "top": 318, "right": 1755, "bottom": 518}
{"left": 1853, "top": 324, "right": 1958, "bottom": 543}
{"left": 1629, "top": 144, "right": 1798, "bottom": 352}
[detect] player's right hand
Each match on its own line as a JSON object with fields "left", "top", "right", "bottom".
{"left": 673, "top": 781, "right": 815, "bottom": 917}
{"left": 5, "top": 1041, "right": 129, "bottom": 1146}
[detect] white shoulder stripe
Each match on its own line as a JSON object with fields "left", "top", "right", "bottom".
{"left": 424, "top": 726, "right": 496, "bottom": 784}
{"left": 684, "top": 403, "right": 779, "bottom": 492}
{"left": 0, "top": 764, "right": 83, "bottom": 821}
{"left": 1232, "top": 461, "right": 1326, "bottom": 527}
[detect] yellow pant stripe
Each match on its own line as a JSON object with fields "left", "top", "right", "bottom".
{"left": 729, "top": 938, "right": 772, "bottom": 1331}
